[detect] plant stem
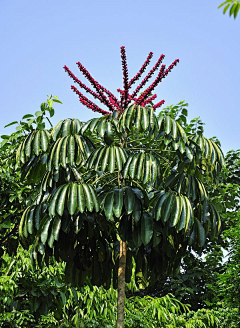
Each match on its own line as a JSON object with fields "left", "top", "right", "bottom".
{"left": 116, "top": 238, "right": 127, "bottom": 328}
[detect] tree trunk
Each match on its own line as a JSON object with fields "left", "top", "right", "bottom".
{"left": 116, "top": 238, "right": 127, "bottom": 328}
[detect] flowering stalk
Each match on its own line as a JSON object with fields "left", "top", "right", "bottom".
{"left": 120, "top": 46, "right": 129, "bottom": 110}
{"left": 136, "top": 59, "right": 179, "bottom": 105}
{"left": 76, "top": 62, "right": 115, "bottom": 112}
{"left": 64, "top": 65, "right": 107, "bottom": 105}
{"left": 141, "top": 94, "right": 157, "bottom": 107}
{"left": 153, "top": 99, "right": 165, "bottom": 110}
{"left": 131, "top": 54, "right": 165, "bottom": 99}
{"left": 71, "top": 86, "right": 110, "bottom": 115}
{"left": 128, "top": 52, "right": 153, "bottom": 88}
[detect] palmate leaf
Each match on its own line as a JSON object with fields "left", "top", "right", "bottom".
{"left": 141, "top": 212, "right": 153, "bottom": 245}
{"left": 153, "top": 192, "right": 194, "bottom": 232}
{"left": 51, "top": 118, "right": 83, "bottom": 141}
{"left": 166, "top": 172, "right": 208, "bottom": 203}
{"left": 82, "top": 115, "right": 120, "bottom": 147}
{"left": 100, "top": 187, "right": 144, "bottom": 222}
{"left": 158, "top": 115, "right": 187, "bottom": 144}
{"left": 188, "top": 135, "right": 225, "bottom": 171}
{"left": 16, "top": 130, "right": 51, "bottom": 165}
{"left": 86, "top": 145, "right": 127, "bottom": 173}
{"left": 19, "top": 203, "right": 49, "bottom": 240}
{"left": 48, "top": 182, "right": 99, "bottom": 217}
{"left": 123, "top": 152, "right": 160, "bottom": 184}
{"left": 48, "top": 134, "right": 93, "bottom": 170}
{"left": 118, "top": 104, "right": 158, "bottom": 133}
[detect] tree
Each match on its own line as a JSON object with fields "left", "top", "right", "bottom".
{"left": 218, "top": 0, "right": 240, "bottom": 18}
{"left": 17, "top": 47, "right": 224, "bottom": 327}
{"left": 0, "top": 98, "right": 60, "bottom": 259}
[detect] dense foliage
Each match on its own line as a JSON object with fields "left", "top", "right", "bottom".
{"left": 0, "top": 99, "right": 239, "bottom": 327}
{"left": 0, "top": 48, "right": 239, "bottom": 327}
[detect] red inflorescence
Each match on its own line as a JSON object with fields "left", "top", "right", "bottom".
{"left": 64, "top": 48, "right": 179, "bottom": 115}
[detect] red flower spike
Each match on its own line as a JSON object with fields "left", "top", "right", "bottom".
{"left": 120, "top": 46, "right": 129, "bottom": 110}
{"left": 128, "top": 52, "right": 153, "bottom": 88}
{"left": 141, "top": 94, "right": 157, "bottom": 106}
{"left": 153, "top": 99, "right": 165, "bottom": 110}
{"left": 131, "top": 54, "right": 165, "bottom": 99}
{"left": 71, "top": 86, "right": 110, "bottom": 115}
{"left": 76, "top": 62, "right": 115, "bottom": 112}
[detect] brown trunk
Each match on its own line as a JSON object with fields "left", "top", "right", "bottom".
{"left": 116, "top": 238, "right": 127, "bottom": 328}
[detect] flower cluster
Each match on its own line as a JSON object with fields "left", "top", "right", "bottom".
{"left": 64, "top": 47, "right": 179, "bottom": 115}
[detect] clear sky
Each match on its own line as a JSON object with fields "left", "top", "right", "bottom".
{"left": 0, "top": 0, "right": 239, "bottom": 154}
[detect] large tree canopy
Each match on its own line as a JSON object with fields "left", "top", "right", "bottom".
{"left": 8, "top": 47, "right": 226, "bottom": 327}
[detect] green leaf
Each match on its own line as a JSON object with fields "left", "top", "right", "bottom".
{"left": 113, "top": 189, "right": 123, "bottom": 218}
{"left": 129, "top": 154, "right": 139, "bottom": 179}
{"left": 162, "top": 193, "right": 175, "bottom": 223}
{"left": 223, "top": 3, "right": 231, "bottom": 14}
{"left": 77, "top": 184, "right": 85, "bottom": 213}
{"left": 88, "top": 185, "right": 100, "bottom": 212}
{"left": 52, "top": 217, "right": 61, "bottom": 241}
{"left": 155, "top": 193, "right": 169, "bottom": 221}
{"left": 123, "top": 154, "right": 134, "bottom": 178}
{"left": 136, "top": 153, "right": 145, "bottom": 180}
{"left": 49, "top": 107, "right": 55, "bottom": 117}
{"left": 62, "top": 119, "right": 71, "bottom": 137}
{"left": 49, "top": 185, "right": 65, "bottom": 217}
{"left": 115, "top": 147, "right": 122, "bottom": 171}
{"left": 229, "top": 3, "right": 236, "bottom": 16}
{"left": 68, "top": 135, "right": 75, "bottom": 165}
{"left": 22, "top": 114, "right": 34, "bottom": 119}
{"left": 141, "top": 213, "right": 153, "bottom": 245}
{"left": 52, "top": 99, "right": 62, "bottom": 104}
{"left": 124, "top": 187, "right": 135, "bottom": 214}
{"left": 133, "top": 225, "right": 142, "bottom": 248}
{"left": 4, "top": 121, "right": 18, "bottom": 128}
{"left": 165, "top": 116, "right": 171, "bottom": 134}
{"left": 56, "top": 184, "right": 69, "bottom": 216}
{"left": 195, "top": 218, "right": 206, "bottom": 247}
{"left": 1, "top": 135, "right": 10, "bottom": 140}
{"left": 132, "top": 197, "right": 142, "bottom": 223}
{"left": 33, "top": 131, "right": 40, "bottom": 156}
{"left": 68, "top": 183, "right": 78, "bottom": 215}
{"left": 40, "top": 130, "right": 49, "bottom": 152}
{"left": 104, "top": 121, "right": 114, "bottom": 145}
{"left": 101, "top": 147, "right": 110, "bottom": 171}
{"left": 35, "top": 111, "right": 42, "bottom": 117}
{"left": 177, "top": 197, "right": 187, "bottom": 232}
{"left": 41, "top": 218, "right": 52, "bottom": 245}
{"left": 141, "top": 106, "right": 149, "bottom": 130}
{"left": 27, "top": 207, "right": 35, "bottom": 234}
{"left": 218, "top": 0, "right": 230, "bottom": 9}
{"left": 143, "top": 154, "right": 151, "bottom": 184}
{"left": 103, "top": 192, "right": 114, "bottom": 221}
{"left": 108, "top": 146, "right": 115, "bottom": 173}
{"left": 169, "top": 196, "right": 182, "bottom": 227}
{"left": 234, "top": 3, "right": 240, "bottom": 18}
{"left": 82, "top": 184, "right": 94, "bottom": 212}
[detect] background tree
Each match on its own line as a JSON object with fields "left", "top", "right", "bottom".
{"left": 15, "top": 47, "right": 225, "bottom": 328}
{"left": 218, "top": 0, "right": 240, "bottom": 18}
{"left": 0, "top": 97, "right": 60, "bottom": 260}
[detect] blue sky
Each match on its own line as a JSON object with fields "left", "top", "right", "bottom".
{"left": 0, "top": 0, "right": 239, "bottom": 154}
